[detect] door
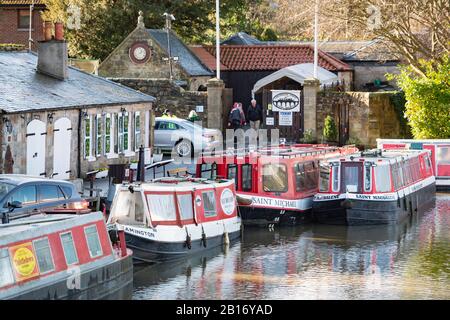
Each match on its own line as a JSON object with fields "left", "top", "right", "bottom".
{"left": 53, "top": 117, "right": 72, "bottom": 179}
{"left": 340, "top": 162, "right": 363, "bottom": 193}
{"left": 26, "top": 119, "right": 46, "bottom": 177}
{"left": 338, "top": 103, "right": 349, "bottom": 145}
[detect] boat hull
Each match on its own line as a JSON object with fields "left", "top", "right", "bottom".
{"left": 124, "top": 229, "right": 241, "bottom": 263}
{"left": 313, "top": 182, "right": 435, "bottom": 225}
{"left": 4, "top": 254, "right": 133, "bottom": 300}
{"left": 239, "top": 206, "right": 312, "bottom": 226}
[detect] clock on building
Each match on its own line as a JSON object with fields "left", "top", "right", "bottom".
{"left": 129, "top": 42, "right": 151, "bottom": 64}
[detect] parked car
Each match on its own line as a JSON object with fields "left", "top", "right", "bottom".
{"left": 0, "top": 175, "right": 90, "bottom": 223}
{"left": 154, "top": 117, "right": 222, "bottom": 157}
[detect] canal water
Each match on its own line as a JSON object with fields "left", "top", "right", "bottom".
{"left": 133, "top": 193, "right": 450, "bottom": 300}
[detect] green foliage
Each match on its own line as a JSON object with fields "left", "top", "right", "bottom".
{"left": 42, "top": 0, "right": 266, "bottom": 60}
{"left": 260, "top": 27, "right": 278, "bottom": 41}
{"left": 389, "top": 91, "right": 412, "bottom": 139}
{"left": 300, "top": 129, "right": 315, "bottom": 144}
{"left": 389, "top": 55, "right": 450, "bottom": 139}
{"left": 323, "top": 115, "right": 337, "bottom": 142}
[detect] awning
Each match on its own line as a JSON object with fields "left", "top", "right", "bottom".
{"left": 252, "top": 63, "right": 339, "bottom": 97}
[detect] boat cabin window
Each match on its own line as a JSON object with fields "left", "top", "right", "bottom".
{"left": 295, "top": 162, "right": 317, "bottom": 192}
{"left": 147, "top": 194, "right": 177, "bottom": 222}
{"left": 110, "top": 191, "right": 146, "bottom": 225}
{"left": 60, "top": 232, "right": 79, "bottom": 266}
{"left": 437, "top": 146, "right": 450, "bottom": 164}
{"left": 262, "top": 164, "right": 288, "bottom": 193}
{"left": 39, "top": 185, "right": 65, "bottom": 202}
{"left": 374, "top": 164, "right": 391, "bottom": 192}
{"left": 227, "top": 164, "right": 238, "bottom": 188}
{"left": 202, "top": 191, "right": 217, "bottom": 218}
{"left": 332, "top": 165, "right": 340, "bottom": 192}
{"left": 241, "top": 164, "right": 252, "bottom": 191}
{"left": 0, "top": 248, "right": 14, "bottom": 288}
{"left": 8, "top": 185, "right": 37, "bottom": 206}
{"left": 201, "top": 163, "right": 217, "bottom": 180}
{"left": 424, "top": 154, "right": 432, "bottom": 175}
{"left": 364, "top": 164, "right": 372, "bottom": 192}
{"left": 84, "top": 225, "right": 103, "bottom": 258}
{"left": 319, "top": 164, "right": 330, "bottom": 192}
{"left": 33, "top": 238, "right": 55, "bottom": 274}
{"left": 177, "top": 193, "right": 194, "bottom": 221}
{"left": 341, "top": 163, "right": 363, "bottom": 193}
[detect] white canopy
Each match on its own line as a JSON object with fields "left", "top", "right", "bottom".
{"left": 252, "top": 63, "right": 339, "bottom": 96}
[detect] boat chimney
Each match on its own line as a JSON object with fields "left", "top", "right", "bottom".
{"left": 137, "top": 145, "right": 145, "bottom": 182}
{"left": 37, "top": 22, "right": 68, "bottom": 80}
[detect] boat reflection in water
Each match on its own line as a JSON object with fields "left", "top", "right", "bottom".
{"left": 133, "top": 194, "right": 449, "bottom": 300}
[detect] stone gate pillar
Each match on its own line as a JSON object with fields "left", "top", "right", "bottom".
{"left": 207, "top": 78, "right": 224, "bottom": 131}
{"left": 303, "top": 78, "right": 320, "bottom": 141}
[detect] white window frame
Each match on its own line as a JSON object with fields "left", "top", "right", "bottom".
{"left": 84, "top": 115, "right": 95, "bottom": 161}
{"left": 60, "top": 231, "right": 79, "bottom": 266}
{"left": 84, "top": 225, "right": 103, "bottom": 258}
{"left": 33, "top": 237, "right": 55, "bottom": 275}
{"left": 95, "top": 114, "right": 103, "bottom": 157}
{"left": 134, "top": 111, "right": 141, "bottom": 152}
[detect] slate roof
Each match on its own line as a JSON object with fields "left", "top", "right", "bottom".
{"left": 193, "top": 45, "right": 351, "bottom": 72}
{"left": 147, "top": 29, "right": 213, "bottom": 77}
{"left": 0, "top": 51, "right": 155, "bottom": 114}
{"left": 221, "top": 32, "right": 262, "bottom": 45}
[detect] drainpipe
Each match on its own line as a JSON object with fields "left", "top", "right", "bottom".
{"left": 77, "top": 110, "right": 82, "bottom": 179}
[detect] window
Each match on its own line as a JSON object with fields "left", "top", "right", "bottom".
{"left": 9, "top": 185, "right": 37, "bottom": 206}
{"left": 39, "top": 185, "right": 64, "bottom": 202}
{"left": 177, "top": 193, "right": 194, "bottom": 221}
{"left": 437, "top": 146, "right": 450, "bottom": 164}
{"left": 424, "top": 155, "right": 432, "bottom": 175}
{"left": 262, "top": 164, "right": 288, "bottom": 193}
{"left": 0, "top": 182, "right": 15, "bottom": 200}
{"left": 84, "top": 225, "right": 103, "bottom": 258}
{"left": 123, "top": 112, "right": 129, "bottom": 151}
{"left": 332, "top": 165, "right": 340, "bottom": 192}
{"left": 375, "top": 165, "right": 392, "bottom": 192}
{"left": 114, "top": 113, "right": 119, "bottom": 154}
{"left": 105, "top": 114, "right": 112, "bottom": 154}
{"left": 33, "top": 238, "right": 54, "bottom": 273}
{"left": 146, "top": 194, "right": 177, "bottom": 221}
{"left": 18, "top": 10, "right": 30, "bottom": 29}
{"left": 60, "top": 232, "right": 78, "bottom": 265}
{"left": 109, "top": 191, "right": 144, "bottom": 225}
{"left": 364, "top": 164, "right": 372, "bottom": 192}
{"left": 227, "top": 164, "right": 238, "bottom": 188}
{"left": 118, "top": 113, "right": 124, "bottom": 153}
{"left": 84, "top": 115, "right": 92, "bottom": 159}
{"left": 158, "top": 121, "right": 179, "bottom": 130}
{"left": 295, "top": 163, "right": 306, "bottom": 192}
{"left": 61, "top": 186, "right": 72, "bottom": 199}
{"left": 134, "top": 193, "right": 145, "bottom": 223}
{"left": 319, "top": 164, "right": 330, "bottom": 192}
{"left": 295, "top": 162, "right": 317, "bottom": 192}
{"left": 341, "top": 164, "right": 362, "bottom": 193}
{"left": 0, "top": 249, "right": 14, "bottom": 288}
{"left": 202, "top": 191, "right": 217, "bottom": 218}
{"left": 241, "top": 164, "right": 252, "bottom": 191}
{"left": 304, "top": 162, "right": 317, "bottom": 190}
{"left": 134, "top": 112, "right": 141, "bottom": 151}
{"left": 96, "top": 114, "right": 102, "bottom": 156}
{"left": 200, "top": 163, "right": 217, "bottom": 180}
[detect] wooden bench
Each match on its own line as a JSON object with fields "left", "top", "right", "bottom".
{"left": 167, "top": 167, "right": 191, "bottom": 177}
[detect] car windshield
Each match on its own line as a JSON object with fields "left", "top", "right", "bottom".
{"left": 0, "top": 182, "right": 15, "bottom": 200}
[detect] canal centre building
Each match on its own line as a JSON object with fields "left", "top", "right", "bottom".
{"left": 0, "top": 30, "right": 155, "bottom": 179}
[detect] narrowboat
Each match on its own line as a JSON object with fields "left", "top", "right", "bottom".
{"left": 196, "top": 144, "right": 359, "bottom": 226}
{"left": 106, "top": 177, "right": 241, "bottom": 263}
{"left": 377, "top": 139, "right": 450, "bottom": 190}
{"left": 0, "top": 212, "right": 133, "bottom": 300}
{"left": 312, "top": 148, "right": 436, "bottom": 225}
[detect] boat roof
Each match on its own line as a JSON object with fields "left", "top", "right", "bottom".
{"left": 323, "top": 149, "right": 430, "bottom": 164}
{"left": 0, "top": 212, "right": 104, "bottom": 247}
{"left": 0, "top": 174, "right": 72, "bottom": 186}
{"left": 121, "top": 177, "right": 234, "bottom": 192}
{"left": 377, "top": 138, "right": 450, "bottom": 145}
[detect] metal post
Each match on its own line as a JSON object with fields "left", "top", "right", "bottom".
{"left": 28, "top": 0, "right": 35, "bottom": 51}
{"left": 137, "top": 145, "right": 145, "bottom": 182}
{"left": 163, "top": 13, "right": 175, "bottom": 80}
{"left": 215, "top": 0, "right": 221, "bottom": 80}
{"left": 313, "top": 0, "right": 319, "bottom": 79}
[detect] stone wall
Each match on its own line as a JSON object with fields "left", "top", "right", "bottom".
{"left": 317, "top": 91, "right": 400, "bottom": 147}
{"left": 110, "top": 78, "right": 208, "bottom": 125}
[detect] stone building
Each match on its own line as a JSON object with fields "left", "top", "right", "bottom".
{"left": 0, "top": 35, "right": 155, "bottom": 179}
{"left": 98, "top": 12, "right": 213, "bottom": 91}
{"left": 0, "top": 0, "right": 46, "bottom": 51}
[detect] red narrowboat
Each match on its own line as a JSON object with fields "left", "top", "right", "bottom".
{"left": 107, "top": 177, "right": 241, "bottom": 263}
{"left": 0, "top": 212, "right": 133, "bottom": 300}
{"left": 313, "top": 148, "right": 436, "bottom": 225}
{"left": 377, "top": 139, "right": 450, "bottom": 190}
{"left": 196, "top": 144, "right": 359, "bottom": 226}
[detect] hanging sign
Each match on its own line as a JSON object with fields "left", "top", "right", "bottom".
{"left": 271, "top": 90, "right": 301, "bottom": 112}
{"left": 220, "top": 188, "right": 235, "bottom": 215}
{"left": 266, "top": 117, "right": 274, "bottom": 126}
{"left": 279, "top": 112, "right": 293, "bottom": 126}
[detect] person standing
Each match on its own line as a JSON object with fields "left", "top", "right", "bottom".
{"left": 238, "top": 103, "right": 246, "bottom": 126}
{"left": 228, "top": 103, "right": 243, "bottom": 130}
{"left": 247, "top": 99, "right": 262, "bottom": 132}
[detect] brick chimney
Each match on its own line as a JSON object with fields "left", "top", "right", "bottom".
{"left": 37, "top": 22, "right": 68, "bottom": 80}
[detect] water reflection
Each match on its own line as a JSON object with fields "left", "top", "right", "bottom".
{"left": 133, "top": 194, "right": 450, "bottom": 300}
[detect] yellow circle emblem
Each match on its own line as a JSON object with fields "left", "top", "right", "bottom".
{"left": 13, "top": 247, "right": 37, "bottom": 277}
